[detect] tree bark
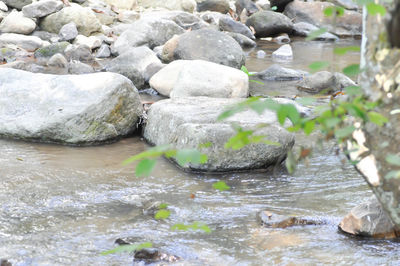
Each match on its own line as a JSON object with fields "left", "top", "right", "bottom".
{"left": 349, "top": 1, "right": 400, "bottom": 228}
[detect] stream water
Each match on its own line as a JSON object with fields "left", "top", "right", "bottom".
{"left": 2, "top": 39, "right": 400, "bottom": 265}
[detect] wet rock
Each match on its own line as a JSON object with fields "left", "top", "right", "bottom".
{"left": 144, "top": 97, "right": 295, "bottom": 172}
{"left": 256, "top": 50, "right": 266, "bottom": 58}
{"left": 3, "top": 0, "right": 32, "bottom": 10}
{"left": 284, "top": 0, "right": 362, "bottom": 37}
{"left": 270, "top": 0, "right": 293, "bottom": 12}
{"left": 0, "top": 10, "right": 36, "bottom": 35}
{"left": 134, "top": 248, "right": 180, "bottom": 263}
{"left": 59, "top": 22, "right": 79, "bottom": 42}
{"left": 68, "top": 61, "right": 94, "bottom": 74}
{"left": 112, "top": 17, "right": 185, "bottom": 54}
{"left": 246, "top": 11, "right": 293, "bottom": 38}
{"left": 137, "top": 0, "right": 197, "bottom": 13}
{"left": 96, "top": 44, "right": 111, "bottom": 58}
{"left": 339, "top": 197, "right": 400, "bottom": 238}
{"left": 196, "top": 0, "right": 230, "bottom": 13}
{"left": 40, "top": 3, "right": 102, "bottom": 36}
{"left": 34, "top": 42, "right": 70, "bottom": 59}
{"left": 256, "top": 64, "right": 307, "bottom": 81}
{"left": 149, "top": 59, "right": 248, "bottom": 98}
{"left": 293, "top": 22, "right": 339, "bottom": 41}
{"left": 219, "top": 16, "right": 255, "bottom": 40}
{"left": 162, "top": 28, "right": 245, "bottom": 69}
{"left": 73, "top": 35, "right": 102, "bottom": 50}
{"left": 273, "top": 33, "right": 290, "bottom": 44}
{"left": 272, "top": 44, "right": 293, "bottom": 61}
{"left": 0, "top": 259, "right": 12, "bottom": 266}
{"left": 259, "top": 210, "right": 324, "bottom": 228}
{"left": 64, "top": 44, "right": 94, "bottom": 62}
{"left": 22, "top": 0, "right": 63, "bottom": 18}
{"left": 297, "top": 71, "right": 336, "bottom": 94}
{"left": 47, "top": 53, "right": 68, "bottom": 69}
{"left": 235, "top": 0, "right": 260, "bottom": 16}
{"left": 225, "top": 32, "right": 256, "bottom": 48}
{"left": 0, "top": 33, "right": 48, "bottom": 52}
{"left": 0, "top": 68, "right": 143, "bottom": 145}
{"left": 105, "top": 46, "right": 162, "bottom": 90}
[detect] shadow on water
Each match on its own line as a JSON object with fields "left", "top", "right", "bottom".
{"left": 1, "top": 38, "right": 400, "bottom": 265}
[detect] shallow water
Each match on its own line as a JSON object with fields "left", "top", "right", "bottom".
{"left": 2, "top": 38, "right": 400, "bottom": 265}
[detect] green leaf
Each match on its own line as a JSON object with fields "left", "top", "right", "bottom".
{"left": 324, "top": 117, "right": 342, "bottom": 128}
{"left": 367, "top": 111, "right": 388, "bottom": 126}
{"left": 285, "top": 150, "right": 297, "bottom": 174}
{"left": 386, "top": 154, "right": 400, "bottom": 166}
{"left": 385, "top": 171, "right": 400, "bottom": 179}
{"left": 175, "top": 149, "right": 208, "bottom": 166}
{"left": 295, "top": 97, "right": 316, "bottom": 106}
{"left": 213, "top": 181, "right": 231, "bottom": 191}
{"left": 158, "top": 203, "right": 168, "bottom": 209}
{"left": 366, "top": 3, "right": 386, "bottom": 15}
{"left": 241, "top": 65, "right": 254, "bottom": 76}
{"left": 155, "top": 209, "right": 171, "bottom": 220}
{"left": 323, "top": 6, "right": 334, "bottom": 16}
{"left": 303, "top": 120, "right": 315, "bottom": 135}
{"left": 101, "top": 242, "right": 152, "bottom": 255}
{"left": 343, "top": 64, "right": 362, "bottom": 76}
{"left": 334, "top": 46, "right": 360, "bottom": 55}
{"left": 271, "top": 5, "right": 277, "bottom": 10}
{"left": 135, "top": 159, "right": 157, "bottom": 177}
{"left": 277, "top": 104, "right": 300, "bottom": 125}
{"left": 309, "top": 61, "right": 330, "bottom": 72}
{"left": 250, "top": 79, "right": 264, "bottom": 85}
{"left": 171, "top": 222, "right": 211, "bottom": 233}
{"left": 306, "top": 28, "right": 328, "bottom": 41}
{"left": 334, "top": 125, "right": 355, "bottom": 139}
{"left": 198, "top": 142, "right": 212, "bottom": 149}
{"left": 122, "top": 144, "right": 172, "bottom": 165}
{"left": 225, "top": 129, "right": 253, "bottom": 150}
{"left": 344, "top": 86, "right": 361, "bottom": 96}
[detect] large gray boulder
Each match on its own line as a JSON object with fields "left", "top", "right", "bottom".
{"left": 22, "top": 0, "right": 63, "bottom": 18}
{"left": 149, "top": 60, "right": 249, "bottom": 98}
{"left": 0, "top": 10, "right": 36, "bottom": 34}
{"left": 144, "top": 97, "right": 295, "bottom": 172}
{"left": 112, "top": 17, "right": 185, "bottom": 54}
{"left": 162, "top": 28, "right": 245, "bottom": 69}
{"left": 339, "top": 197, "right": 400, "bottom": 238}
{"left": 284, "top": 0, "right": 362, "bottom": 37}
{"left": 219, "top": 16, "right": 255, "bottom": 40}
{"left": 196, "top": 0, "right": 230, "bottom": 13}
{"left": 246, "top": 10, "right": 293, "bottom": 37}
{"left": 0, "top": 68, "right": 143, "bottom": 145}
{"left": 256, "top": 64, "right": 307, "bottom": 81}
{"left": 0, "top": 33, "right": 48, "bottom": 51}
{"left": 39, "top": 3, "right": 102, "bottom": 36}
{"left": 105, "top": 46, "right": 163, "bottom": 90}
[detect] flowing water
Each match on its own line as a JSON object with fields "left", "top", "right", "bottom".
{"left": 2, "top": 39, "right": 400, "bottom": 265}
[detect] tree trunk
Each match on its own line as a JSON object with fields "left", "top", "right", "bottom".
{"left": 349, "top": 1, "right": 400, "bottom": 228}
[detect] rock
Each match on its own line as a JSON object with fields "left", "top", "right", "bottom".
{"left": 2, "top": 0, "right": 32, "bottom": 10}
{"left": 293, "top": 22, "right": 339, "bottom": 41}
{"left": 105, "top": 46, "right": 162, "bottom": 90}
{"left": 31, "top": 30, "right": 59, "bottom": 42}
{"left": 112, "top": 17, "right": 185, "bottom": 54}
{"left": 225, "top": 32, "right": 256, "bottom": 48}
{"left": 34, "top": 42, "right": 70, "bottom": 59}
{"left": 144, "top": 97, "right": 295, "bottom": 172}
{"left": 0, "top": 68, "right": 143, "bottom": 144}
{"left": 256, "top": 50, "right": 266, "bottom": 58}
{"left": 284, "top": 0, "right": 362, "bottom": 37}
{"left": 327, "top": 0, "right": 358, "bottom": 11}
{"left": 339, "top": 197, "right": 400, "bottom": 238}
{"left": 235, "top": 0, "right": 259, "bottom": 16}
{"left": 64, "top": 44, "right": 93, "bottom": 62}
{"left": 297, "top": 71, "right": 336, "bottom": 94}
{"left": 68, "top": 61, "right": 94, "bottom": 74}
{"left": 256, "top": 64, "right": 307, "bottom": 81}
{"left": 137, "top": 0, "right": 197, "bottom": 13}
{"left": 149, "top": 60, "right": 248, "bottom": 98}
{"left": 0, "top": 10, "right": 36, "bottom": 35}
{"left": 259, "top": 210, "right": 324, "bottom": 228}
{"left": 219, "top": 16, "right": 255, "bottom": 40}
{"left": 272, "top": 44, "right": 293, "bottom": 61}
{"left": 143, "top": 62, "right": 165, "bottom": 82}
{"left": 200, "top": 11, "right": 229, "bottom": 25}
{"left": 96, "top": 44, "right": 111, "bottom": 58}
{"left": 0, "top": 1, "right": 8, "bottom": 12}
{"left": 40, "top": 3, "right": 102, "bottom": 36}
{"left": 0, "top": 259, "right": 12, "bottom": 266}
{"left": 0, "top": 33, "right": 48, "bottom": 52}
{"left": 246, "top": 11, "right": 293, "bottom": 38}
{"left": 196, "top": 0, "right": 230, "bottom": 13}
{"left": 103, "top": 0, "right": 137, "bottom": 10}
{"left": 134, "top": 248, "right": 180, "bottom": 263}
{"left": 117, "top": 10, "right": 140, "bottom": 23}
{"left": 334, "top": 72, "right": 357, "bottom": 89}
{"left": 22, "top": 0, "right": 63, "bottom": 18}
{"left": 59, "top": 22, "right": 79, "bottom": 42}
{"left": 162, "top": 28, "right": 245, "bottom": 69}
{"left": 141, "top": 10, "right": 208, "bottom": 30}
{"left": 73, "top": 35, "right": 102, "bottom": 50}
{"left": 269, "top": 0, "right": 293, "bottom": 12}
{"left": 273, "top": 33, "right": 290, "bottom": 44}
{"left": 47, "top": 53, "right": 68, "bottom": 69}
